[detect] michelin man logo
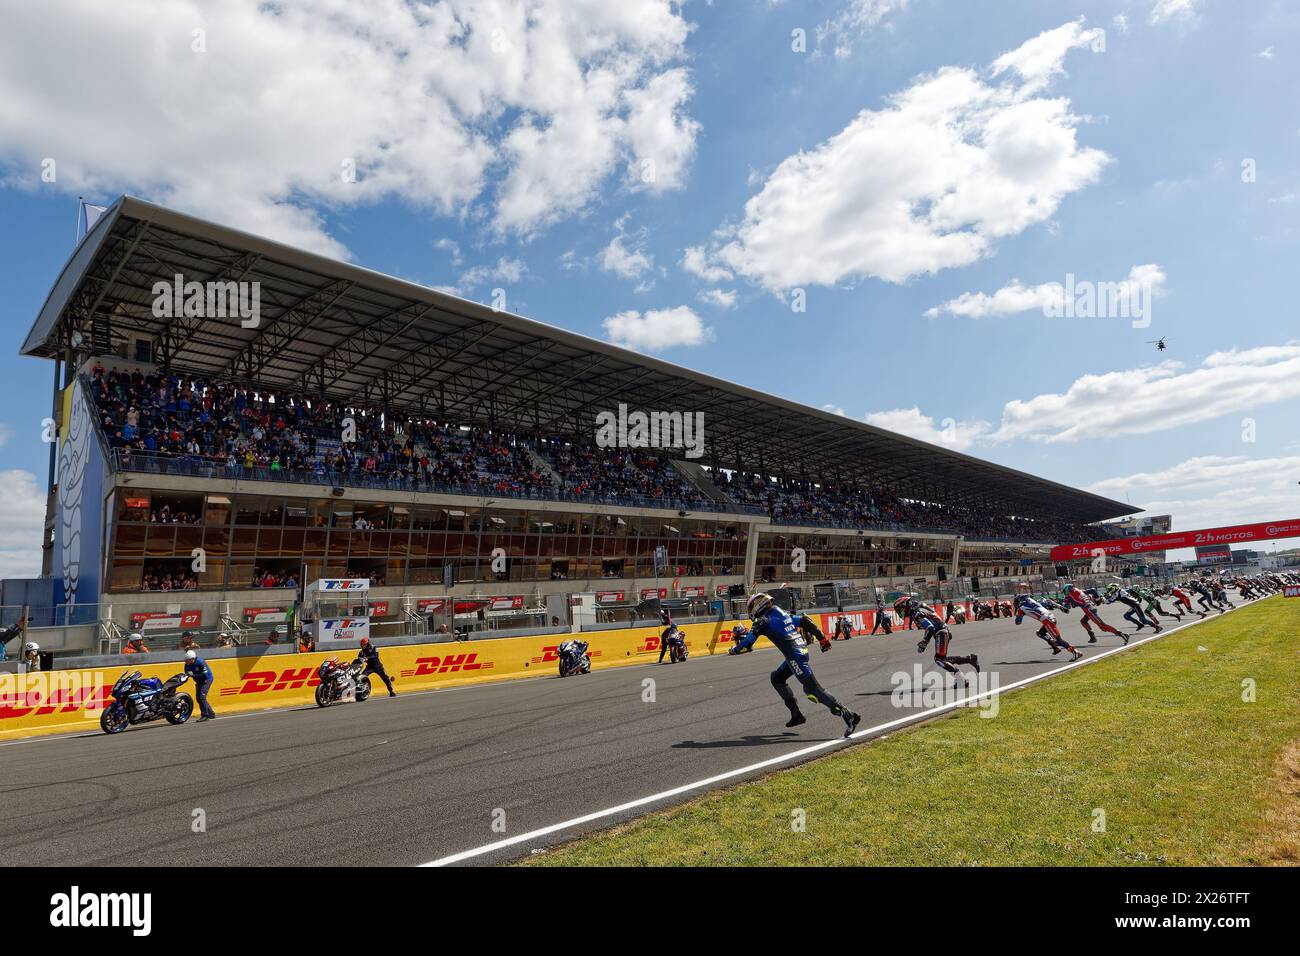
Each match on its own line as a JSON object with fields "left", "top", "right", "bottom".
{"left": 58, "top": 384, "right": 92, "bottom": 603}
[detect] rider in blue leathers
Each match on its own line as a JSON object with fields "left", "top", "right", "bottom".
{"left": 729, "top": 592, "right": 861, "bottom": 737}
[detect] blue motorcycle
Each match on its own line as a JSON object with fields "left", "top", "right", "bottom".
{"left": 100, "top": 670, "right": 194, "bottom": 734}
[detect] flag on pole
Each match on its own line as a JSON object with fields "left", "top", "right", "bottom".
{"left": 77, "top": 199, "right": 108, "bottom": 242}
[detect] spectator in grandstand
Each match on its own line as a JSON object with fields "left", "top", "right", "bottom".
{"left": 215, "top": 631, "right": 239, "bottom": 648}
{"left": 123, "top": 633, "right": 149, "bottom": 654}
{"left": 178, "top": 630, "right": 201, "bottom": 651}
{"left": 298, "top": 629, "right": 316, "bottom": 653}
{"left": 184, "top": 649, "right": 217, "bottom": 721}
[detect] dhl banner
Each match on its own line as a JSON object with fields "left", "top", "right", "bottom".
{"left": 0, "top": 618, "right": 751, "bottom": 741}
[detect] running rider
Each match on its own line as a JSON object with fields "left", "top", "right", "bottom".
{"left": 1104, "top": 583, "right": 1161, "bottom": 634}
{"left": 729, "top": 592, "right": 861, "bottom": 737}
{"left": 896, "top": 595, "right": 981, "bottom": 688}
{"left": 1013, "top": 594, "right": 1083, "bottom": 661}
{"left": 1138, "top": 585, "right": 1181, "bottom": 623}
{"left": 1060, "top": 582, "right": 1122, "bottom": 643}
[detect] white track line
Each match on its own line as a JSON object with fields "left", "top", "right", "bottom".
{"left": 421, "top": 600, "right": 1255, "bottom": 866}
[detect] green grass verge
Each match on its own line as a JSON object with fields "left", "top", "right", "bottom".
{"left": 527, "top": 597, "right": 1300, "bottom": 866}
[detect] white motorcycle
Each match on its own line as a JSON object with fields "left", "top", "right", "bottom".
{"left": 315, "top": 656, "right": 372, "bottom": 707}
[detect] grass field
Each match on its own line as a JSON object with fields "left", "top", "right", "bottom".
{"left": 527, "top": 597, "right": 1300, "bottom": 866}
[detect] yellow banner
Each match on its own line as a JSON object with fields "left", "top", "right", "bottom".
{"left": 0, "top": 619, "right": 748, "bottom": 740}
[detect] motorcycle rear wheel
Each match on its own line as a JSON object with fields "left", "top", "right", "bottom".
{"left": 100, "top": 706, "right": 129, "bottom": 735}
{"left": 166, "top": 695, "right": 193, "bottom": 725}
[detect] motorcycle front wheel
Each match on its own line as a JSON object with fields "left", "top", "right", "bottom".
{"left": 100, "top": 705, "right": 129, "bottom": 735}
{"left": 166, "top": 695, "right": 194, "bottom": 725}
{"left": 356, "top": 677, "right": 372, "bottom": 702}
{"left": 315, "top": 684, "right": 332, "bottom": 708}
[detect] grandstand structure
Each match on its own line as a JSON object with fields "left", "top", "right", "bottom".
{"left": 15, "top": 196, "right": 1136, "bottom": 650}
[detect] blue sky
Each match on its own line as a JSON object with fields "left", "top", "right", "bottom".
{"left": 1, "top": 0, "right": 1298, "bottom": 575}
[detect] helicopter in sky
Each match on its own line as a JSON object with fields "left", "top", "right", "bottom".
{"left": 1146, "top": 337, "right": 1168, "bottom": 352}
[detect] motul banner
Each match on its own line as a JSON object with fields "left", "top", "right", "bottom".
{"left": 1050, "top": 519, "right": 1300, "bottom": 562}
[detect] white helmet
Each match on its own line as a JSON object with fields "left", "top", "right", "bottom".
{"left": 23, "top": 641, "right": 39, "bottom": 653}
{"left": 185, "top": 649, "right": 197, "bottom": 661}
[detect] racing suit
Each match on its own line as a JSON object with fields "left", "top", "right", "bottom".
{"left": 1107, "top": 587, "right": 1158, "bottom": 630}
{"left": 908, "top": 603, "right": 979, "bottom": 680}
{"left": 1014, "top": 597, "right": 1074, "bottom": 654}
{"left": 1062, "top": 585, "right": 1120, "bottom": 638}
{"left": 731, "top": 606, "right": 855, "bottom": 728}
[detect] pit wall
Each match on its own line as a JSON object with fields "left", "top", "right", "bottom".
{"left": 0, "top": 618, "right": 750, "bottom": 741}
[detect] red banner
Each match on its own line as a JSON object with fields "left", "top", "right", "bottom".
{"left": 130, "top": 609, "right": 201, "bottom": 631}
{"left": 1051, "top": 519, "right": 1300, "bottom": 562}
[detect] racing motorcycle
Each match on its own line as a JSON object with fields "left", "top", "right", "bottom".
{"left": 663, "top": 627, "right": 688, "bottom": 663}
{"left": 100, "top": 670, "right": 194, "bottom": 734}
{"left": 973, "top": 601, "right": 995, "bottom": 621}
{"left": 315, "top": 656, "right": 372, "bottom": 707}
{"left": 557, "top": 639, "right": 591, "bottom": 677}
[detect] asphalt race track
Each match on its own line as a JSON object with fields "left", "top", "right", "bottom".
{"left": 0, "top": 606, "right": 1232, "bottom": 866}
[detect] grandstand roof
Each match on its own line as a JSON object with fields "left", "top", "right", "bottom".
{"left": 21, "top": 195, "right": 1136, "bottom": 524}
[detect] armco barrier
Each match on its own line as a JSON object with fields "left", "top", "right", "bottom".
{"left": 0, "top": 618, "right": 748, "bottom": 741}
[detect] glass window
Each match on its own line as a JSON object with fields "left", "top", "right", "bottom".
{"left": 204, "top": 495, "right": 232, "bottom": 525}
{"left": 113, "top": 525, "right": 147, "bottom": 557}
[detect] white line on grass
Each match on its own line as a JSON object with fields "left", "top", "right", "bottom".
{"left": 421, "top": 600, "right": 1255, "bottom": 866}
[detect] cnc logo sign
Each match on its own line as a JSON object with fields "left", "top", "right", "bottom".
{"left": 400, "top": 654, "right": 495, "bottom": 677}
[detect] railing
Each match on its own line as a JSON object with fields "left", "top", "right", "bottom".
{"left": 98, "top": 619, "right": 128, "bottom": 655}
{"left": 218, "top": 615, "right": 251, "bottom": 644}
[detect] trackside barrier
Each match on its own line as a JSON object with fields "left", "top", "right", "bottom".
{"left": 0, "top": 618, "right": 749, "bottom": 741}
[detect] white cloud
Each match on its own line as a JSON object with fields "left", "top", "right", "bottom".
{"left": 0, "top": 0, "right": 700, "bottom": 254}
{"left": 434, "top": 239, "right": 463, "bottom": 267}
{"left": 459, "top": 256, "right": 528, "bottom": 288}
{"left": 1112, "top": 13, "right": 1130, "bottom": 33}
{"left": 992, "top": 342, "right": 1300, "bottom": 443}
{"left": 990, "top": 19, "right": 1105, "bottom": 93}
{"left": 697, "top": 288, "right": 737, "bottom": 309}
{"left": 602, "top": 305, "right": 711, "bottom": 351}
{"left": 815, "top": 0, "right": 910, "bottom": 60}
{"left": 0, "top": 469, "right": 46, "bottom": 580}
{"left": 926, "top": 263, "right": 1167, "bottom": 318}
{"left": 1150, "top": 0, "right": 1200, "bottom": 26}
{"left": 704, "top": 20, "right": 1110, "bottom": 292}
{"left": 863, "top": 406, "right": 991, "bottom": 451}
{"left": 1257, "top": 46, "right": 1275, "bottom": 60}
{"left": 600, "top": 217, "right": 655, "bottom": 279}
{"left": 1087, "top": 455, "right": 1300, "bottom": 535}
{"left": 681, "top": 245, "right": 733, "bottom": 283}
